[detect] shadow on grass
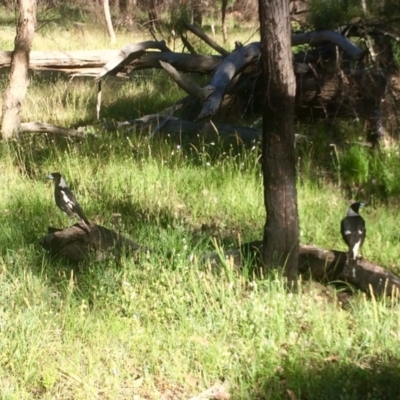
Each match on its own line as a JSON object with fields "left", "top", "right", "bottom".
{"left": 254, "top": 359, "right": 400, "bottom": 400}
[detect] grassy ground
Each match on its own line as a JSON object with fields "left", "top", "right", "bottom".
{"left": 1, "top": 6, "right": 400, "bottom": 399}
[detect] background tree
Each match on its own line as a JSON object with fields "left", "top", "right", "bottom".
{"left": 104, "top": 0, "right": 116, "bottom": 45}
{"left": 258, "top": 0, "right": 299, "bottom": 281}
{"left": 1, "top": 0, "right": 36, "bottom": 140}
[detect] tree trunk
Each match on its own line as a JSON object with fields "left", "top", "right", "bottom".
{"left": 103, "top": 0, "right": 116, "bottom": 45}
{"left": 258, "top": 0, "right": 299, "bottom": 281}
{"left": 1, "top": 0, "right": 36, "bottom": 140}
{"left": 192, "top": 0, "right": 203, "bottom": 26}
{"left": 148, "top": 0, "right": 159, "bottom": 33}
{"left": 221, "top": 0, "right": 228, "bottom": 43}
{"left": 119, "top": 0, "right": 128, "bottom": 14}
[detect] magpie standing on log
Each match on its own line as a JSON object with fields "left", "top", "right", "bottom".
{"left": 47, "top": 172, "right": 90, "bottom": 228}
{"left": 340, "top": 202, "right": 366, "bottom": 260}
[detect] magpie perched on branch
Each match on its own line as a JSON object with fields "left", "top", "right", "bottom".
{"left": 47, "top": 172, "right": 90, "bottom": 228}
{"left": 340, "top": 202, "right": 366, "bottom": 260}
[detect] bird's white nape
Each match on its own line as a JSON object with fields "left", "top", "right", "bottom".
{"left": 59, "top": 177, "right": 68, "bottom": 188}
{"left": 347, "top": 207, "right": 359, "bottom": 217}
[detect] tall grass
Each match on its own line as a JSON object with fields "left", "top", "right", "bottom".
{"left": 0, "top": 9, "right": 400, "bottom": 399}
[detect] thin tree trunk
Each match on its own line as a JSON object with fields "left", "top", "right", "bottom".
{"left": 1, "top": 0, "right": 36, "bottom": 140}
{"left": 104, "top": 0, "right": 116, "bottom": 45}
{"left": 258, "top": 0, "right": 299, "bottom": 282}
{"left": 192, "top": 0, "right": 202, "bottom": 26}
{"left": 148, "top": 0, "right": 159, "bottom": 33}
{"left": 221, "top": 0, "right": 228, "bottom": 43}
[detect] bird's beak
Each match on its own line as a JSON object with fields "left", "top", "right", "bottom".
{"left": 47, "top": 174, "right": 54, "bottom": 180}
{"left": 360, "top": 202, "right": 366, "bottom": 207}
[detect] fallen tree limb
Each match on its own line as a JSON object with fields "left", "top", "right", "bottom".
{"left": 183, "top": 21, "right": 230, "bottom": 57}
{"left": 117, "top": 115, "right": 309, "bottom": 144}
{"left": 118, "top": 115, "right": 263, "bottom": 142}
{"left": 0, "top": 30, "right": 362, "bottom": 75}
{"left": 203, "top": 241, "right": 400, "bottom": 296}
{"left": 0, "top": 49, "right": 222, "bottom": 75}
{"left": 96, "top": 40, "right": 171, "bottom": 80}
{"left": 0, "top": 49, "right": 119, "bottom": 70}
{"left": 292, "top": 30, "right": 366, "bottom": 60}
{"left": 39, "top": 222, "right": 143, "bottom": 262}
{"left": 195, "top": 42, "right": 261, "bottom": 121}
{"left": 159, "top": 60, "right": 213, "bottom": 101}
{"left": 20, "top": 122, "right": 86, "bottom": 138}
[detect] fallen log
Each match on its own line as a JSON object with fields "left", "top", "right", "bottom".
{"left": 20, "top": 122, "right": 86, "bottom": 138}
{"left": 121, "top": 115, "right": 263, "bottom": 143}
{"left": 202, "top": 241, "right": 400, "bottom": 297}
{"left": 0, "top": 49, "right": 119, "bottom": 71}
{"left": 0, "top": 49, "right": 222, "bottom": 75}
{"left": 0, "top": 30, "right": 363, "bottom": 76}
{"left": 95, "top": 40, "right": 172, "bottom": 80}
{"left": 39, "top": 222, "right": 143, "bottom": 263}
{"left": 17, "top": 116, "right": 305, "bottom": 145}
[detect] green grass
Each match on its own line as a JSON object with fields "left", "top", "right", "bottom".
{"left": 1, "top": 132, "right": 400, "bottom": 399}
{"left": 0, "top": 10, "right": 400, "bottom": 399}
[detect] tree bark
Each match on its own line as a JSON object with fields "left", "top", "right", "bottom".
{"left": 103, "top": 0, "right": 116, "bottom": 45}
{"left": 258, "top": 0, "right": 299, "bottom": 281}
{"left": 221, "top": 0, "right": 228, "bottom": 43}
{"left": 1, "top": 0, "right": 36, "bottom": 140}
{"left": 192, "top": 0, "right": 203, "bottom": 27}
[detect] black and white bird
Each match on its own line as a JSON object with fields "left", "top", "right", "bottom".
{"left": 47, "top": 172, "right": 90, "bottom": 228}
{"left": 340, "top": 202, "right": 366, "bottom": 260}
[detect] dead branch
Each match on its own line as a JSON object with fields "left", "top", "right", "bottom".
{"left": 195, "top": 42, "right": 261, "bottom": 121}
{"left": 159, "top": 60, "right": 213, "bottom": 101}
{"left": 96, "top": 41, "right": 172, "bottom": 80}
{"left": 203, "top": 241, "right": 400, "bottom": 297}
{"left": 180, "top": 32, "right": 197, "bottom": 54}
{"left": 20, "top": 122, "right": 86, "bottom": 138}
{"left": 0, "top": 49, "right": 118, "bottom": 70}
{"left": 118, "top": 115, "right": 262, "bottom": 142}
{"left": 183, "top": 21, "right": 230, "bottom": 57}
{"left": 292, "top": 30, "right": 366, "bottom": 60}
{"left": 0, "top": 31, "right": 363, "bottom": 78}
{"left": 0, "top": 50, "right": 222, "bottom": 75}
{"left": 39, "top": 222, "right": 143, "bottom": 263}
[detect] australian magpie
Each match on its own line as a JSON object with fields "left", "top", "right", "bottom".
{"left": 340, "top": 202, "right": 366, "bottom": 260}
{"left": 47, "top": 172, "right": 90, "bottom": 228}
